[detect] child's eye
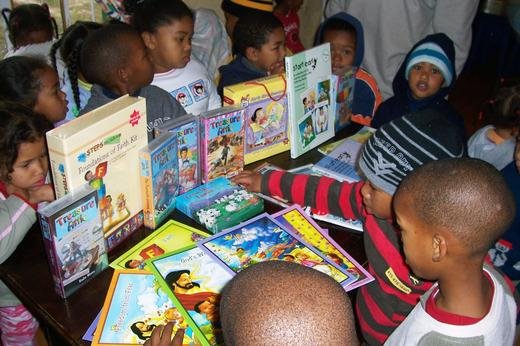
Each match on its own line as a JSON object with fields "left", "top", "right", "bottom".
{"left": 413, "top": 64, "right": 422, "bottom": 71}
{"left": 431, "top": 67, "right": 440, "bottom": 74}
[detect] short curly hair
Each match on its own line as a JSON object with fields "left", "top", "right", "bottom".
{"left": 232, "top": 12, "right": 282, "bottom": 56}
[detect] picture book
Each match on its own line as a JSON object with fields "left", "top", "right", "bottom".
{"left": 223, "top": 74, "right": 290, "bottom": 164}
{"left": 175, "top": 177, "right": 264, "bottom": 233}
{"left": 199, "top": 106, "right": 245, "bottom": 182}
{"left": 92, "top": 270, "right": 196, "bottom": 345}
{"left": 285, "top": 43, "right": 335, "bottom": 158}
{"left": 147, "top": 246, "right": 234, "bottom": 346}
{"left": 38, "top": 183, "right": 109, "bottom": 298}
{"left": 46, "top": 95, "right": 148, "bottom": 250}
{"left": 198, "top": 213, "right": 357, "bottom": 288}
{"left": 332, "top": 67, "right": 358, "bottom": 131}
{"left": 139, "top": 132, "right": 179, "bottom": 229}
{"left": 272, "top": 206, "right": 373, "bottom": 290}
{"left": 313, "top": 138, "right": 363, "bottom": 182}
{"left": 110, "top": 220, "right": 209, "bottom": 271}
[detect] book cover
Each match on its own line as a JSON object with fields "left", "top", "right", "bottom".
{"left": 332, "top": 67, "right": 358, "bottom": 131}
{"left": 303, "top": 206, "right": 364, "bottom": 233}
{"left": 46, "top": 95, "right": 148, "bottom": 250}
{"left": 38, "top": 184, "right": 109, "bottom": 298}
{"left": 313, "top": 138, "right": 364, "bottom": 182}
{"left": 223, "top": 74, "right": 290, "bottom": 164}
{"left": 285, "top": 43, "right": 335, "bottom": 158}
{"left": 139, "top": 132, "right": 179, "bottom": 229}
{"left": 110, "top": 220, "right": 209, "bottom": 270}
{"left": 199, "top": 106, "right": 245, "bottom": 182}
{"left": 175, "top": 177, "right": 263, "bottom": 233}
{"left": 92, "top": 270, "right": 197, "bottom": 345}
{"left": 147, "top": 246, "right": 234, "bottom": 346}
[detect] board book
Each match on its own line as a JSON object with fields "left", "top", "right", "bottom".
{"left": 46, "top": 95, "right": 147, "bottom": 250}
{"left": 223, "top": 74, "right": 290, "bottom": 164}
{"left": 38, "top": 183, "right": 108, "bottom": 298}
{"left": 285, "top": 43, "right": 335, "bottom": 158}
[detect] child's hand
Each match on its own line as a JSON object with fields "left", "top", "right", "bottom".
{"left": 267, "top": 61, "right": 285, "bottom": 76}
{"left": 28, "top": 184, "right": 55, "bottom": 204}
{"left": 231, "top": 171, "right": 262, "bottom": 192}
{"left": 143, "top": 323, "right": 184, "bottom": 346}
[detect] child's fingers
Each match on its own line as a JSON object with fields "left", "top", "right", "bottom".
{"left": 144, "top": 324, "right": 164, "bottom": 346}
{"left": 171, "top": 328, "right": 185, "bottom": 346}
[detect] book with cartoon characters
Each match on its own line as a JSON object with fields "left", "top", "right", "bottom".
{"left": 284, "top": 43, "right": 335, "bottom": 158}
{"left": 222, "top": 74, "right": 290, "bottom": 164}
{"left": 46, "top": 95, "right": 147, "bottom": 250}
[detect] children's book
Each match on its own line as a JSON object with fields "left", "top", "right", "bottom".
{"left": 285, "top": 43, "right": 335, "bottom": 158}
{"left": 199, "top": 106, "right": 245, "bottom": 182}
{"left": 313, "top": 138, "right": 363, "bottom": 182}
{"left": 110, "top": 220, "right": 209, "bottom": 271}
{"left": 38, "top": 183, "right": 109, "bottom": 298}
{"left": 332, "top": 67, "right": 358, "bottom": 131}
{"left": 147, "top": 245, "right": 234, "bottom": 346}
{"left": 139, "top": 132, "right": 179, "bottom": 229}
{"left": 92, "top": 270, "right": 197, "bottom": 345}
{"left": 175, "top": 177, "right": 264, "bottom": 233}
{"left": 46, "top": 95, "right": 148, "bottom": 250}
{"left": 223, "top": 74, "right": 290, "bottom": 164}
{"left": 318, "top": 125, "right": 375, "bottom": 155}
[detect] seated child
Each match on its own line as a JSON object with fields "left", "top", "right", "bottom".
{"left": 233, "top": 108, "right": 465, "bottom": 344}
{"left": 386, "top": 158, "right": 516, "bottom": 345}
{"left": 315, "top": 12, "right": 382, "bottom": 125}
{"left": 79, "top": 22, "right": 186, "bottom": 141}
{"left": 273, "top": 0, "right": 305, "bottom": 54}
{"left": 220, "top": 0, "right": 274, "bottom": 38}
{"left": 217, "top": 12, "right": 286, "bottom": 96}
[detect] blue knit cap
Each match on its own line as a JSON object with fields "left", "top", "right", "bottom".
{"left": 405, "top": 42, "right": 454, "bottom": 87}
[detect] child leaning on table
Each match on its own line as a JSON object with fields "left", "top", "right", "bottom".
{"left": 386, "top": 158, "right": 516, "bottom": 345}
{"left": 232, "top": 108, "right": 465, "bottom": 344}
{"left": 0, "top": 102, "right": 55, "bottom": 345}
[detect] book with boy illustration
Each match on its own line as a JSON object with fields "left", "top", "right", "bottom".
{"left": 110, "top": 220, "right": 209, "bottom": 271}
{"left": 147, "top": 245, "right": 234, "bottom": 346}
{"left": 332, "top": 67, "right": 358, "bottom": 131}
{"left": 285, "top": 43, "right": 335, "bottom": 158}
{"left": 222, "top": 74, "right": 290, "bottom": 164}
{"left": 38, "top": 183, "right": 109, "bottom": 298}
{"left": 200, "top": 106, "right": 245, "bottom": 182}
{"left": 92, "top": 270, "right": 196, "bottom": 345}
{"left": 46, "top": 95, "right": 148, "bottom": 250}
{"left": 139, "top": 132, "right": 179, "bottom": 229}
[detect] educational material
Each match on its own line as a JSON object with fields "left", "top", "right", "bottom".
{"left": 285, "top": 43, "right": 335, "bottom": 158}
{"left": 304, "top": 206, "right": 363, "bottom": 232}
{"left": 38, "top": 184, "right": 108, "bottom": 298}
{"left": 332, "top": 67, "right": 357, "bottom": 131}
{"left": 199, "top": 106, "right": 245, "bottom": 182}
{"left": 147, "top": 246, "right": 234, "bottom": 346}
{"left": 110, "top": 220, "right": 209, "bottom": 271}
{"left": 318, "top": 125, "right": 375, "bottom": 155}
{"left": 82, "top": 311, "right": 101, "bottom": 342}
{"left": 92, "top": 270, "right": 196, "bottom": 345}
{"left": 223, "top": 74, "right": 290, "bottom": 164}
{"left": 176, "top": 177, "right": 263, "bottom": 233}
{"left": 313, "top": 138, "right": 363, "bottom": 182}
{"left": 139, "top": 132, "right": 179, "bottom": 229}
{"left": 46, "top": 95, "right": 147, "bottom": 250}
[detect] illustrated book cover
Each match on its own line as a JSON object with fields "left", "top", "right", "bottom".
{"left": 285, "top": 43, "right": 335, "bottom": 158}
{"left": 332, "top": 67, "right": 358, "bottom": 131}
{"left": 46, "top": 95, "right": 147, "bottom": 250}
{"left": 223, "top": 74, "right": 290, "bottom": 164}
{"left": 313, "top": 138, "right": 363, "bottom": 182}
{"left": 318, "top": 125, "right": 375, "bottom": 155}
{"left": 38, "top": 183, "right": 109, "bottom": 298}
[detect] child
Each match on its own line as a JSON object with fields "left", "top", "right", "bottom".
{"left": 0, "top": 102, "right": 55, "bottom": 345}
{"left": 315, "top": 12, "right": 382, "bottom": 125}
{"left": 232, "top": 108, "right": 465, "bottom": 344}
{"left": 273, "top": 0, "right": 305, "bottom": 54}
{"left": 124, "top": 0, "right": 221, "bottom": 116}
{"left": 79, "top": 22, "right": 186, "bottom": 142}
{"left": 220, "top": 0, "right": 274, "bottom": 38}
{"left": 0, "top": 56, "right": 68, "bottom": 124}
{"left": 217, "top": 12, "right": 286, "bottom": 96}
{"left": 386, "top": 158, "right": 516, "bottom": 344}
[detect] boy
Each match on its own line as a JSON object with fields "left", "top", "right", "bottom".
{"left": 217, "top": 13, "right": 285, "bottom": 96}
{"left": 79, "top": 23, "right": 186, "bottom": 142}
{"left": 315, "top": 12, "right": 382, "bottom": 125}
{"left": 233, "top": 109, "right": 465, "bottom": 344}
{"left": 387, "top": 158, "right": 516, "bottom": 344}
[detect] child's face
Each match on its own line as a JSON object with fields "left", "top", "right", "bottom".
{"left": 251, "top": 27, "right": 286, "bottom": 73}
{"left": 34, "top": 66, "right": 67, "bottom": 123}
{"left": 360, "top": 180, "right": 393, "bottom": 219}
{"left": 125, "top": 36, "right": 154, "bottom": 92}
{"left": 323, "top": 30, "right": 356, "bottom": 76}
{"left": 408, "top": 62, "right": 445, "bottom": 100}
{"left": 7, "top": 137, "right": 48, "bottom": 192}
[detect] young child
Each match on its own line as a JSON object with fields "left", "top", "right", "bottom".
{"left": 0, "top": 102, "right": 55, "bottom": 345}
{"left": 220, "top": 0, "right": 274, "bottom": 38}
{"left": 79, "top": 22, "right": 186, "bottom": 141}
{"left": 386, "top": 158, "right": 516, "bottom": 344}
{"left": 217, "top": 12, "right": 286, "bottom": 96}
{"left": 273, "top": 0, "right": 304, "bottom": 54}
{"left": 0, "top": 55, "right": 68, "bottom": 124}
{"left": 233, "top": 108, "right": 465, "bottom": 344}
{"left": 124, "top": 0, "right": 221, "bottom": 116}
{"left": 315, "top": 12, "right": 382, "bottom": 125}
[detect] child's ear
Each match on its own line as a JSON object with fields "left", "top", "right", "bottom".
{"left": 245, "top": 47, "right": 259, "bottom": 62}
{"left": 141, "top": 32, "right": 155, "bottom": 50}
{"left": 432, "top": 233, "right": 447, "bottom": 262}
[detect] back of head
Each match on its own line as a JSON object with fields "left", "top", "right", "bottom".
{"left": 232, "top": 12, "right": 282, "bottom": 56}
{"left": 3, "top": 3, "right": 56, "bottom": 48}
{"left": 220, "top": 261, "right": 358, "bottom": 346}
{"left": 485, "top": 84, "right": 520, "bottom": 130}
{"left": 221, "top": 0, "right": 274, "bottom": 18}
{"left": 124, "top": 0, "right": 193, "bottom": 33}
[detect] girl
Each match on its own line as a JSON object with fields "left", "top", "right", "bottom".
{"left": 0, "top": 102, "right": 55, "bottom": 345}
{"left": 0, "top": 56, "right": 67, "bottom": 125}
{"left": 124, "top": 0, "right": 221, "bottom": 116}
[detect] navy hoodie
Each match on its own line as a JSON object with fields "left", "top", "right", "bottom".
{"left": 217, "top": 55, "right": 267, "bottom": 96}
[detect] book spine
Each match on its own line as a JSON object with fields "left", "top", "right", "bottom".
{"left": 39, "top": 215, "right": 66, "bottom": 298}
{"left": 200, "top": 119, "right": 209, "bottom": 183}
{"left": 47, "top": 148, "right": 71, "bottom": 198}
{"left": 139, "top": 151, "right": 156, "bottom": 229}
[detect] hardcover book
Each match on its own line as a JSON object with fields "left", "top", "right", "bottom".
{"left": 46, "top": 95, "right": 148, "bottom": 250}
{"left": 38, "top": 183, "right": 108, "bottom": 298}
{"left": 222, "top": 74, "right": 290, "bottom": 164}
